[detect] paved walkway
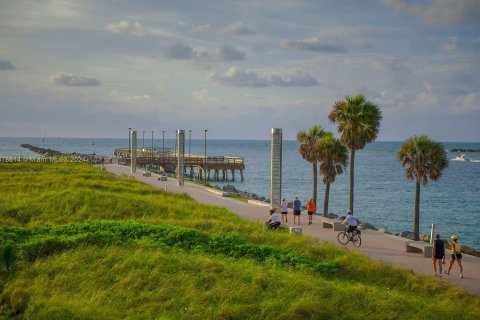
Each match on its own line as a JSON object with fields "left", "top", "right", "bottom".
{"left": 104, "top": 164, "right": 480, "bottom": 295}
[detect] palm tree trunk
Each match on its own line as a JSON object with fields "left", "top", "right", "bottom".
{"left": 349, "top": 148, "right": 355, "bottom": 212}
{"left": 323, "top": 182, "right": 330, "bottom": 217}
{"left": 414, "top": 180, "right": 421, "bottom": 241}
{"left": 312, "top": 162, "right": 317, "bottom": 214}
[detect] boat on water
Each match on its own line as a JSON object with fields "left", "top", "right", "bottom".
{"left": 452, "top": 154, "right": 471, "bottom": 162}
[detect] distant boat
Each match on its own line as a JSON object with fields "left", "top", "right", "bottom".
{"left": 452, "top": 154, "right": 471, "bottom": 162}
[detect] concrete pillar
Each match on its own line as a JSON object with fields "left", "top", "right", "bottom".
{"left": 177, "top": 130, "right": 185, "bottom": 186}
{"left": 270, "top": 128, "right": 282, "bottom": 211}
{"left": 131, "top": 130, "right": 137, "bottom": 173}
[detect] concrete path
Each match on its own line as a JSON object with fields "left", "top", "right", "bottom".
{"left": 104, "top": 164, "right": 480, "bottom": 295}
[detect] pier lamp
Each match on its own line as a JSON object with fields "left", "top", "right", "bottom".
{"left": 151, "top": 130, "right": 154, "bottom": 159}
{"left": 204, "top": 129, "right": 207, "bottom": 167}
{"left": 142, "top": 131, "right": 145, "bottom": 153}
{"left": 128, "top": 127, "right": 131, "bottom": 157}
{"left": 188, "top": 130, "right": 192, "bottom": 159}
{"left": 175, "top": 130, "right": 178, "bottom": 158}
{"left": 162, "top": 130, "right": 165, "bottom": 155}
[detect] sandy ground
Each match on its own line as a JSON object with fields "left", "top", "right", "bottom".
{"left": 104, "top": 163, "right": 480, "bottom": 296}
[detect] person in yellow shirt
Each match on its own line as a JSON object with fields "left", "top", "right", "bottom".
{"left": 306, "top": 198, "right": 315, "bottom": 225}
{"left": 445, "top": 235, "right": 464, "bottom": 278}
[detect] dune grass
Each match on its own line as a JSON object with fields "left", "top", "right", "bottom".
{"left": 0, "top": 162, "right": 479, "bottom": 319}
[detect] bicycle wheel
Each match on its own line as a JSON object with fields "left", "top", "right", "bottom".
{"left": 352, "top": 234, "right": 362, "bottom": 247}
{"left": 337, "top": 232, "right": 349, "bottom": 245}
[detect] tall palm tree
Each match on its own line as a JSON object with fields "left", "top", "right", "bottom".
{"left": 328, "top": 94, "right": 382, "bottom": 212}
{"left": 397, "top": 135, "right": 448, "bottom": 241}
{"left": 317, "top": 133, "right": 348, "bottom": 217}
{"left": 297, "top": 125, "right": 327, "bottom": 212}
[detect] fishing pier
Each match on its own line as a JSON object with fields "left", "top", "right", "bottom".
{"left": 114, "top": 148, "right": 245, "bottom": 181}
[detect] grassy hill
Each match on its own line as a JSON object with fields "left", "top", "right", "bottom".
{"left": 1, "top": 162, "right": 479, "bottom": 319}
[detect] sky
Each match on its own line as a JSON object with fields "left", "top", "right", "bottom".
{"left": 0, "top": 0, "right": 479, "bottom": 141}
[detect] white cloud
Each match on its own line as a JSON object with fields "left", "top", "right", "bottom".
{"left": 195, "top": 23, "right": 211, "bottom": 32}
{"left": 222, "top": 22, "right": 254, "bottom": 35}
{"left": 50, "top": 73, "right": 100, "bottom": 87}
{"left": 454, "top": 93, "right": 480, "bottom": 112}
{"left": 440, "top": 36, "right": 458, "bottom": 53}
{"left": 105, "top": 20, "right": 144, "bottom": 37}
{"left": 283, "top": 36, "right": 347, "bottom": 53}
{"left": 109, "top": 89, "right": 150, "bottom": 101}
{"left": 192, "top": 88, "right": 218, "bottom": 101}
{"left": 210, "top": 67, "right": 318, "bottom": 87}
{"left": 413, "top": 92, "right": 438, "bottom": 108}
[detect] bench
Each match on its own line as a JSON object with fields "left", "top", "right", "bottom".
{"left": 289, "top": 227, "right": 302, "bottom": 234}
{"left": 142, "top": 172, "right": 151, "bottom": 177}
{"left": 158, "top": 176, "right": 167, "bottom": 181}
{"left": 406, "top": 241, "right": 432, "bottom": 258}
{"left": 321, "top": 218, "right": 344, "bottom": 231}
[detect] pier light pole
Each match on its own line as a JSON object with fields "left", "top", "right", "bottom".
{"left": 204, "top": 129, "right": 207, "bottom": 164}
{"left": 188, "top": 130, "right": 192, "bottom": 159}
{"left": 142, "top": 131, "right": 145, "bottom": 154}
{"left": 151, "top": 130, "right": 154, "bottom": 159}
{"left": 162, "top": 130, "right": 165, "bottom": 155}
{"left": 128, "top": 127, "right": 131, "bottom": 157}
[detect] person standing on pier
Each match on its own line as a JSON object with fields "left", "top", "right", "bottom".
{"left": 281, "top": 198, "right": 288, "bottom": 223}
{"left": 293, "top": 197, "right": 301, "bottom": 226}
{"left": 306, "top": 198, "right": 315, "bottom": 225}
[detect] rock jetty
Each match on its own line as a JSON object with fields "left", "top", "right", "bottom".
{"left": 20, "top": 144, "right": 102, "bottom": 164}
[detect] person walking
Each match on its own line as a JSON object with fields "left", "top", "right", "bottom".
{"left": 306, "top": 198, "right": 315, "bottom": 225}
{"left": 293, "top": 197, "right": 301, "bottom": 226}
{"left": 281, "top": 198, "right": 288, "bottom": 223}
{"left": 445, "top": 235, "right": 464, "bottom": 278}
{"left": 432, "top": 234, "right": 445, "bottom": 277}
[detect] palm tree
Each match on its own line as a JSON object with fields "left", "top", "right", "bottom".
{"left": 297, "top": 125, "right": 327, "bottom": 212}
{"left": 317, "top": 133, "right": 348, "bottom": 217}
{"left": 328, "top": 94, "right": 382, "bottom": 212}
{"left": 397, "top": 135, "right": 448, "bottom": 241}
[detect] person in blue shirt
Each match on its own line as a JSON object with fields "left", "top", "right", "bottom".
{"left": 293, "top": 197, "right": 301, "bottom": 226}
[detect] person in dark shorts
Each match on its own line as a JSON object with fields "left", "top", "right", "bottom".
{"left": 445, "top": 235, "right": 463, "bottom": 278}
{"left": 306, "top": 198, "right": 315, "bottom": 225}
{"left": 431, "top": 234, "right": 445, "bottom": 277}
{"left": 280, "top": 198, "right": 288, "bottom": 223}
{"left": 293, "top": 197, "right": 301, "bottom": 226}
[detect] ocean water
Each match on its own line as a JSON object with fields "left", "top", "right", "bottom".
{"left": 1, "top": 137, "right": 479, "bottom": 250}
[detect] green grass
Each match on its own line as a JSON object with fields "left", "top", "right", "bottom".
{"left": 226, "top": 194, "right": 249, "bottom": 203}
{"left": 0, "top": 162, "right": 479, "bottom": 319}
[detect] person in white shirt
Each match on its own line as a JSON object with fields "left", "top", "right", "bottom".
{"left": 280, "top": 198, "right": 288, "bottom": 223}
{"left": 265, "top": 208, "right": 281, "bottom": 230}
{"left": 342, "top": 210, "right": 358, "bottom": 234}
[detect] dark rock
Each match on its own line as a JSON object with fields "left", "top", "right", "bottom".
{"left": 400, "top": 231, "right": 413, "bottom": 239}
{"left": 420, "top": 234, "right": 430, "bottom": 242}
{"left": 359, "top": 223, "right": 377, "bottom": 230}
{"left": 287, "top": 202, "right": 293, "bottom": 209}
{"left": 328, "top": 213, "right": 338, "bottom": 219}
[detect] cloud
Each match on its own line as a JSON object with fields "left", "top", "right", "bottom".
{"left": 105, "top": 20, "right": 144, "bottom": 37}
{"left": 222, "top": 22, "right": 254, "bottom": 35}
{"left": 0, "top": 60, "right": 16, "bottom": 70}
{"left": 195, "top": 23, "right": 211, "bottom": 32}
{"left": 454, "top": 93, "right": 480, "bottom": 112}
{"left": 382, "top": 0, "right": 480, "bottom": 25}
{"left": 109, "top": 89, "right": 150, "bottom": 101}
{"left": 164, "top": 43, "right": 245, "bottom": 62}
{"left": 210, "top": 67, "right": 318, "bottom": 88}
{"left": 440, "top": 36, "right": 458, "bottom": 53}
{"left": 192, "top": 88, "right": 218, "bottom": 101}
{"left": 165, "top": 43, "right": 194, "bottom": 59}
{"left": 50, "top": 73, "right": 101, "bottom": 87}
{"left": 282, "top": 37, "right": 347, "bottom": 53}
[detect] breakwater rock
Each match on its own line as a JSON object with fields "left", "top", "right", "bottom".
{"left": 450, "top": 148, "right": 480, "bottom": 153}
{"left": 20, "top": 144, "right": 102, "bottom": 164}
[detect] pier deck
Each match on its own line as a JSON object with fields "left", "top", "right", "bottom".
{"left": 114, "top": 148, "right": 245, "bottom": 181}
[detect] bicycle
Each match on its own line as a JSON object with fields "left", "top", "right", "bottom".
{"left": 337, "top": 227, "right": 362, "bottom": 247}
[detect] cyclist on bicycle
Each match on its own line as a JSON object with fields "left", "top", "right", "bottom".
{"left": 343, "top": 210, "right": 358, "bottom": 235}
